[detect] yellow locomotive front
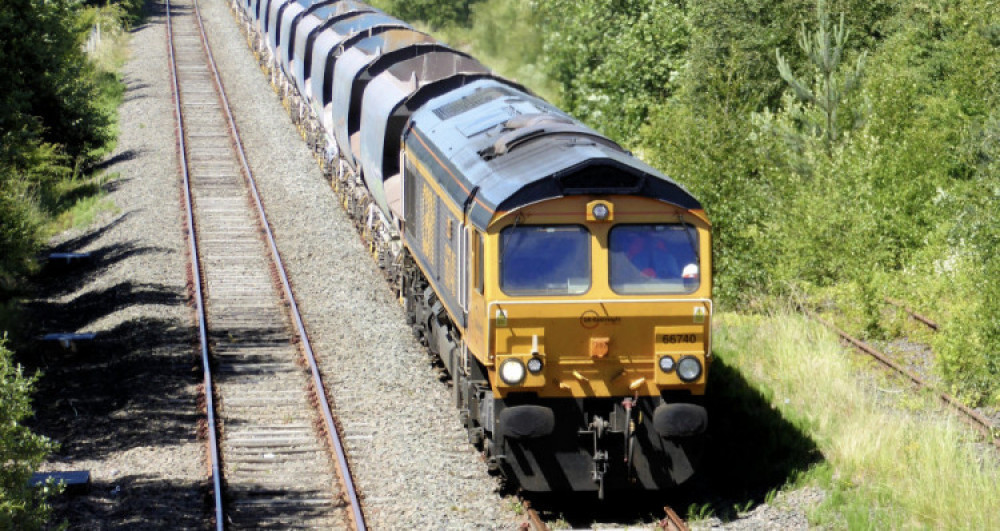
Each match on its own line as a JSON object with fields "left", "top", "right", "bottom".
{"left": 398, "top": 79, "right": 713, "bottom": 496}
{"left": 466, "top": 195, "right": 711, "bottom": 496}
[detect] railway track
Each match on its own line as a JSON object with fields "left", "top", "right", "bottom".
{"left": 166, "top": 0, "right": 366, "bottom": 527}
{"left": 883, "top": 297, "right": 939, "bottom": 331}
{"left": 659, "top": 505, "right": 690, "bottom": 531}
{"left": 802, "top": 305, "right": 1000, "bottom": 452}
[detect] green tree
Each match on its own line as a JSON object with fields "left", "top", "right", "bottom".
{"left": 775, "top": 0, "right": 867, "bottom": 155}
{"left": 0, "top": 0, "right": 114, "bottom": 286}
{"left": 373, "top": 0, "right": 484, "bottom": 29}
{"left": 0, "top": 337, "right": 56, "bottom": 528}
{"left": 0, "top": 0, "right": 112, "bottom": 164}
{"left": 537, "top": 0, "right": 689, "bottom": 144}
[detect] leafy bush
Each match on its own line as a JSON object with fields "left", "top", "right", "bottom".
{"left": 0, "top": 338, "right": 56, "bottom": 529}
{"left": 0, "top": 0, "right": 132, "bottom": 288}
{"left": 529, "top": 0, "right": 998, "bottom": 402}
{"left": 371, "top": 0, "right": 484, "bottom": 29}
{"left": 0, "top": 0, "right": 113, "bottom": 164}
{"left": 536, "top": 0, "right": 690, "bottom": 144}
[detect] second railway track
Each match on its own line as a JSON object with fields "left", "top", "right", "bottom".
{"left": 166, "top": 0, "right": 365, "bottom": 527}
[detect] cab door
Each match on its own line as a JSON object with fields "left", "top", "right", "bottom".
{"left": 465, "top": 227, "right": 488, "bottom": 360}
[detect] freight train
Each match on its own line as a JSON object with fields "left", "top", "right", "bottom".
{"left": 231, "top": 0, "right": 712, "bottom": 497}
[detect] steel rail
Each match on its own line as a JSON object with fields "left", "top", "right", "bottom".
{"left": 659, "top": 505, "right": 689, "bottom": 531}
{"left": 187, "top": 0, "right": 367, "bottom": 527}
{"left": 520, "top": 499, "right": 548, "bottom": 531}
{"left": 803, "top": 308, "right": 1000, "bottom": 451}
{"left": 164, "top": 0, "right": 225, "bottom": 527}
{"left": 884, "top": 297, "right": 940, "bottom": 331}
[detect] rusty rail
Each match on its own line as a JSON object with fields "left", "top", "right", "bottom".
{"left": 659, "top": 505, "right": 689, "bottom": 531}
{"left": 803, "top": 308, "right": 999, "bottom": 451}
{"left": 884, "top": 297, "right": 940, "bottom": 331}
{"left": 165, "top": 0, "right": 223, "bottom": 527}
{"left": 169, "top": 0, "right": 368, "bottom": 526}
{"left": 519, "top": 499, "right": 548, "bottom": 531}
{"left": 186, "top": 0, "right": 367, "bottom": 528}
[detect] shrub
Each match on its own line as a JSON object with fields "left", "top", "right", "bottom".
{"left": 371, "top": 0, "right": 483, "bottom": 29}
{"left": 0, "top": 337, "right": 56, "bottom": 529}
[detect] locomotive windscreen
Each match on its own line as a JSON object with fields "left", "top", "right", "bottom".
{"left": 499, "top": 225, "right": 591, "bottom": 296}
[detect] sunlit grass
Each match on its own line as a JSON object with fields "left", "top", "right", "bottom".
{"left": 715, "top": 312, "right": 1000, "bottom": 528}
{"left": 44, "top": 172, "right": 120, "bottom": 237}
{"left": 48, "top": 195, "right": 118, "bottom": 236}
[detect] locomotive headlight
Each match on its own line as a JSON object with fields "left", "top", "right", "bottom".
{"left": 586, "top": 200, "right": 613, "bottom": 221}
{"left": 658, "top": 355, "right": 675, "bottom": 373}
{"left": 526, "top": 356, "right": 544, "bottom": 374}
{"left": 500, "top": 358, "right": 527, "bottom": 385}
{"left": 677, "top": 356, "right": 703, "bottom": 382}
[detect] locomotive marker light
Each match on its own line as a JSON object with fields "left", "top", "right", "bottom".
{"left": 677, "top": 356, "right": 703, "bottom": 382}
{"left": 526, "top": 355, "right": 544, "bottom": 374}
{"left": 658, "top": 355, "right": 676, "bottom": 373}
{"left": 500, "top": 358, "right": 527, "bottom": 385}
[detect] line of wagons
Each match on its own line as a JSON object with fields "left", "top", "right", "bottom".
{"left": 231, "top": 0, "right": 715, "bottom": 498}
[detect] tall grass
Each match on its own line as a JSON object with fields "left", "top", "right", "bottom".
{"left": 716, "top": 312, "right": 1000, "bottom": 528}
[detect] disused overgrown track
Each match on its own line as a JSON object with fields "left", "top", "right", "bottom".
{"left": 802, "top": 307, "right": 999, "bottom": 452}
{"left": 166, "top": 0, "right": 366, "bottom": 526}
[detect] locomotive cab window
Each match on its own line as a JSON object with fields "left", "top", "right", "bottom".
{"left": 609, "top": 224, "right": 700, "bottom": 294}
{"left": 500, "top": 225, "right": 590, "bottom": 296}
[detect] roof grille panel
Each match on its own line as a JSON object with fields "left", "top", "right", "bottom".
{"left": 432, "top": 86, "right": 513, "bottom": 120}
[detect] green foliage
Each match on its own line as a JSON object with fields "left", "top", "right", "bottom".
{"left": 0, "top": 133, "right": 68, "bottom": 289}
{"left": 372, "top": 0, "right": 484, "bottom": 29}
{"left": 81, "top": 0, "right": 146, "bottom": 29}
{"left": 0, "top": 0, "right": 135, "bottom": 290}
{"left": 0, "top": 337, "right": 57, "bottom": 529}
{"left": 863, "top": 0, "right": 1000, "bottom": 402}
{"left": 529, "top": 0, "right": 998, "bottom": 402}
{"left": 536, "top": 0, "right": 689, "bottom": 144}
{"left": 774, "top": 0, "right": 867, "bottom": 157}
{"left": 429, "top": 0, "right": 558, "bottom": 101}
{"left": 933, "top": 163, "right": 1000, "bottom": 403}
{"left": 0, "top": 0, "right": 113, "bottom": 164}
{"left": 46, "top": 172, "right": 120, "bottom": 238}
{"left": 0, "top": 178, "right": 42, "bottom": 291}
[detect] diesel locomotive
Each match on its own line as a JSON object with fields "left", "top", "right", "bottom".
{"left": 231, "top": 0, "right": 712, "bottom": 497}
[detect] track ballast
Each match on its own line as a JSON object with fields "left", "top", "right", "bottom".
{"left": 166, "top": 0, "right": 365, "bottom": 527}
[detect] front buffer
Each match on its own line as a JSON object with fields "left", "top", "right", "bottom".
{"left": 480, "top": 299, "right": 712, "bottom": 497}
{"left": 490, "top": 395, "right": 707, "bottom": 497}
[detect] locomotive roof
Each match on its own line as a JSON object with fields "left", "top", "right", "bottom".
{"left": 405, "top": 79, "right": 702, "bottom": 231}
